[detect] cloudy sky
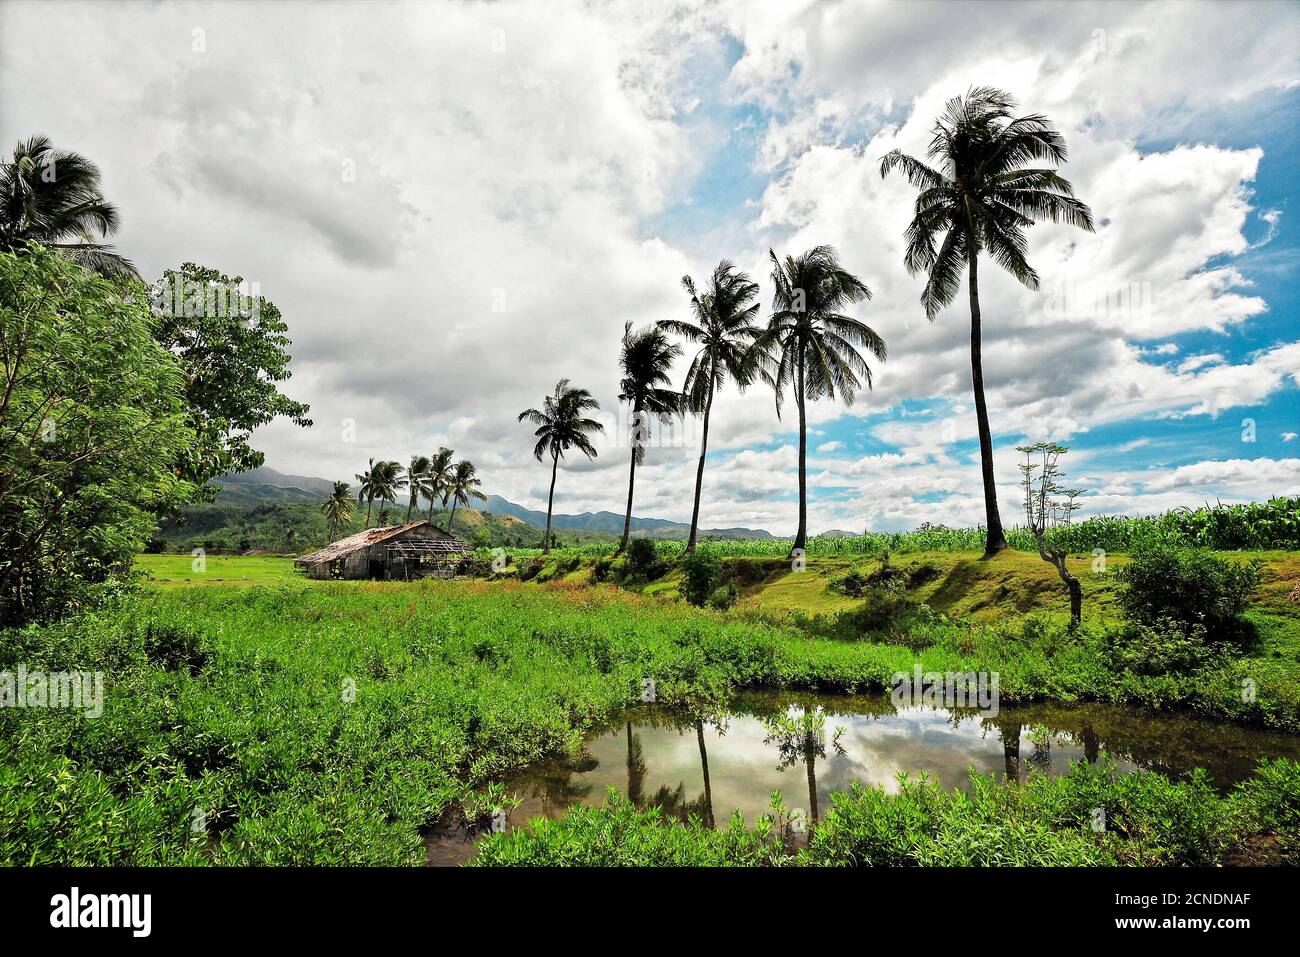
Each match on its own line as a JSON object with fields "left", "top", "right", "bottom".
{"left": 3, "top": 0, "right": 1298, "bottom": 534}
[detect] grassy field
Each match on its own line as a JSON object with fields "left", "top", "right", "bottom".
{"left": 4, "top": 549, "right": 1300, "bottom": 865}
{"left": 135, "top": 553, "right": 299, "bottom": 587}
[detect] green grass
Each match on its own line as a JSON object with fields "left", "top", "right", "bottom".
{"left": 475, "top": 757, "right": 1300, "bottom": 867}
{"left": 134, "top": 554, "right": 300, "bottom": 587}
{"left": 3, "top": 573, "right": 1299, "bottom": 865}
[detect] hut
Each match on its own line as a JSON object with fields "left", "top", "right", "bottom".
{"left": 295, "top": 521, "right": 471, "bottom": 581}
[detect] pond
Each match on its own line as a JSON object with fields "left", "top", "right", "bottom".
{"left": 426, "top": 691, "right": 1300, "bottom": 865}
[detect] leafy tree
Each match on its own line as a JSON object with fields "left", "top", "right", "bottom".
{"left": 881, "top": 87, "right": 1093, "bottom": 555}
{"left": 321, "top": 481, "right": 354, "bottom": 543}
{"left": 660, "top": 261, "right": 765, "bottom": 553}
{"left": 0, "top": 245, "right": 195, "bottom": 624}
{"left": 405, "top": 454, "right": 432, "bottom": 523}
{"left": 518, "top": 379, "right": 604, "bottom": 554}
{"left": 446, "top": 459, "right": 486, "bottom": 535}
{"left": 1017, "top": 442, "right": 1085, "bottom": 628}
{"left": 615, "top": 322, "right": 681, "bottom": 554}
{"left": 424, "top": 446, "right": 455, "bottom": 521}
{"left": 150, "top": 263, "right": 311, "bottom": 491}
{"left": 0, "top": 135, "right": 137, "bottom": 279}
{"left": 763, "top": 246, "right": 884, "bottom": 555}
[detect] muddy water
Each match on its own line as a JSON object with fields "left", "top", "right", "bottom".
{"left": 426, "top": 691, "right": 1300, "bottom": 865}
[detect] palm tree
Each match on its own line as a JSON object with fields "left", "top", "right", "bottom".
{"left": 424, "top": 447, "right": 455, "bottom": 522}
{"left": 763, "top": 246, "right": 885, "bottom": 555}
{"left": 517, "top": 379, "right": 605, "bottom": 555}
{"left": 615, "top": 323, "right": 681, "bottom": 554}
{"left": 405, "top": 454, "right": 432, "bottom": 523}
{"left": 367, "top": 460, "right": 404, "bottom": 526}
{"left": 445, "top": 459, "right": 486, "bottom": 535}
{"left": 355, "top": 459, "right": 379, "bottom": 528}
{"left": 320, "top": 481, "right": 355, "bottom": 542}
{"left": 659, "top": 261, "right": 765, "bottom": 553}
{"left": 0, "top": 135, "right": 137, "bottom": 279}
{"left": 880, "top": 87, "right": 1094, "bottom": 555}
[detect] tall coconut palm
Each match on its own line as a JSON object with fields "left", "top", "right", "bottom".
{"left": 517, "top": 379, "right": 604, "bottom": 555}
{"left": 659, "top": 261, "right": 766, "bottom": 553}
{"left": 0, "top": 135, "right": 137, "bottom": 279}
{"left": 370, "top": 460, "right": 404, "bottom": 526}
{"left": 445, "top": 460, "right": 486, "bottom": 535}
{"left": 355, "top": 459, "right": 379, "bottom": 528}
{"left": 424, "top": 447, "right": 455, "bottom": 522}
{"left": 320, "top": 481, "right": 355, "bottom": 543}
{"left": 763, "top": 246, "right": 885, "bottom": 555}
{"left": 880, "top": 87, "right": 1094, "bottom": 556}
{"left": 615, "top": 323, "right": 682, "bottom": 554}
{"left": 405, "top": 454, "right": 432, "bottom": 523}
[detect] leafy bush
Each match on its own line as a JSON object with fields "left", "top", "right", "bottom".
{"left": 591, "top": 559, "right": 613, "bottom": 583}
{"left": 829, "top": 570, "right": 869, "bottom": 597}
{"left": 1102, "top": 619, "right": 1227, "bottom": 676}
{"left": 625, "top": 538, "right": 669, "bottom": 581}
{"left": 834, "top": 582, "right": 917, "bottom": 634}
{"left": 680, "top": 551, "right": 723, "bottom": 606}
{"left": 707, "top": 583, "right": 738, "bottom": 611}
{"left": 1115, "top": 546, "right": 1261, "bottom": 645}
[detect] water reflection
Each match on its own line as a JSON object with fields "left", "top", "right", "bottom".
{"left": 427, "top": 691, "right": 1300, "bottom": 865}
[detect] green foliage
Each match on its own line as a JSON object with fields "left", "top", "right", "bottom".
{"left": 680, "top": 550, "right": 722, "bottom": 606}
{"left": 151, "top": 263, "right": 311, "bottom": 488}
{"left": 625, "top": 538, "right": 669, "bottom": 581}
{"left": 475, "top": 757, "right": 1297, "bottom": 867}
{"left": 3, "top": 580, "right": 1298, "bottom": 865}
{"left": 1116, "top": 546, "right": 1261, "bottom": 645}
{"left": 707, "top": 582, "right": 738, "bottom": 611}
{"left": 0, "top": 245, "right": 197, "bottom": 625}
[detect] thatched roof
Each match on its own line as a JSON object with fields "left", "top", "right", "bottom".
{"left": 295, "top": 521, "right": 467, "bottom": 564}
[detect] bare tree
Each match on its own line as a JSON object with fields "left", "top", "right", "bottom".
{"left": 1018, "top": 442, "right": 1085, "bottom": 629}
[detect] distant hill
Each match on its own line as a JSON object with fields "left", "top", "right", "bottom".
{"left": 482, "top": 495, "right": 774, "bottom": 540}
{"left": 159, "top": 467, "right": 775, "bottom": 550}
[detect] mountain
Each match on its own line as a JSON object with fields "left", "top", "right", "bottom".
{"left": 480, "top": 495, "right": 774, "bottom": 540}
{"left": 205, "top": 467, "right": 776, "bottom": 540}
{"left": 208, "top": 466, "right": 334, "bottom": 505}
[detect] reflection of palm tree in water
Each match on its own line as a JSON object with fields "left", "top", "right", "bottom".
{"left": 696, "top": 719, "right": 715, "bottom": 828}
{"left": 1002, "top": 722, "right": 1022, "bottom": 783}
{"left": 1081, "top": 724, "right": 1099, "bottom": 764}
{"left": 804, "top": 729, "right": 820, "bottom": 824}
{"left": 625, "top": 722, "right": 646, "bottom": 808}
{"left": 762, "top": 709, "right": 831, "bottom": 826}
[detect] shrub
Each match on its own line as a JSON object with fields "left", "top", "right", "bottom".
{"left": 834, "top": 582, "right": 917, "bottom": 635}
{"left": 625, "top": 539, "right": 668, "bottom": 581}
{"left": 707, "top": 583, "right": 738, "bottom": 611}
{"left": 1102, "top": 619, "right": 1227, "bottom": 675}
{"left": 680, "top": 551, "right": 723, "bottom": 607}
{"left": 1115, "top": 546, "right": 1261, "bottom": 645}
{"left": 829, "top": 570, "right": 869, "bottom": 597}
{"left": 592, "top": 559, "right": 612, "bottom": 583}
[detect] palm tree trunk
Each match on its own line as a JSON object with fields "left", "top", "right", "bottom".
{"left": 804, "top": 740, "right": 818, "bottom": 825}
{"left": 686, "top": 379, "right": 714, "bottom": 555}
{"left": 793, "top": 350, "right": 808, "bottom": 555}
{"left": 543, "top": 449, "right": 559, "bottom": 555}
{"left": 618, "top": 401, "right": 644, "bottom": 554}
{"left": 448, "top": 500, "right": 458, "bottom": 535}
{"left": 618, "top": 445, "right": 638, "bottom": 555}
{"left": 966, "top": 243, "right": 1008, "bottom": 556}
{"left": 365, "top": 497, "right": 373, "bottom": 528}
